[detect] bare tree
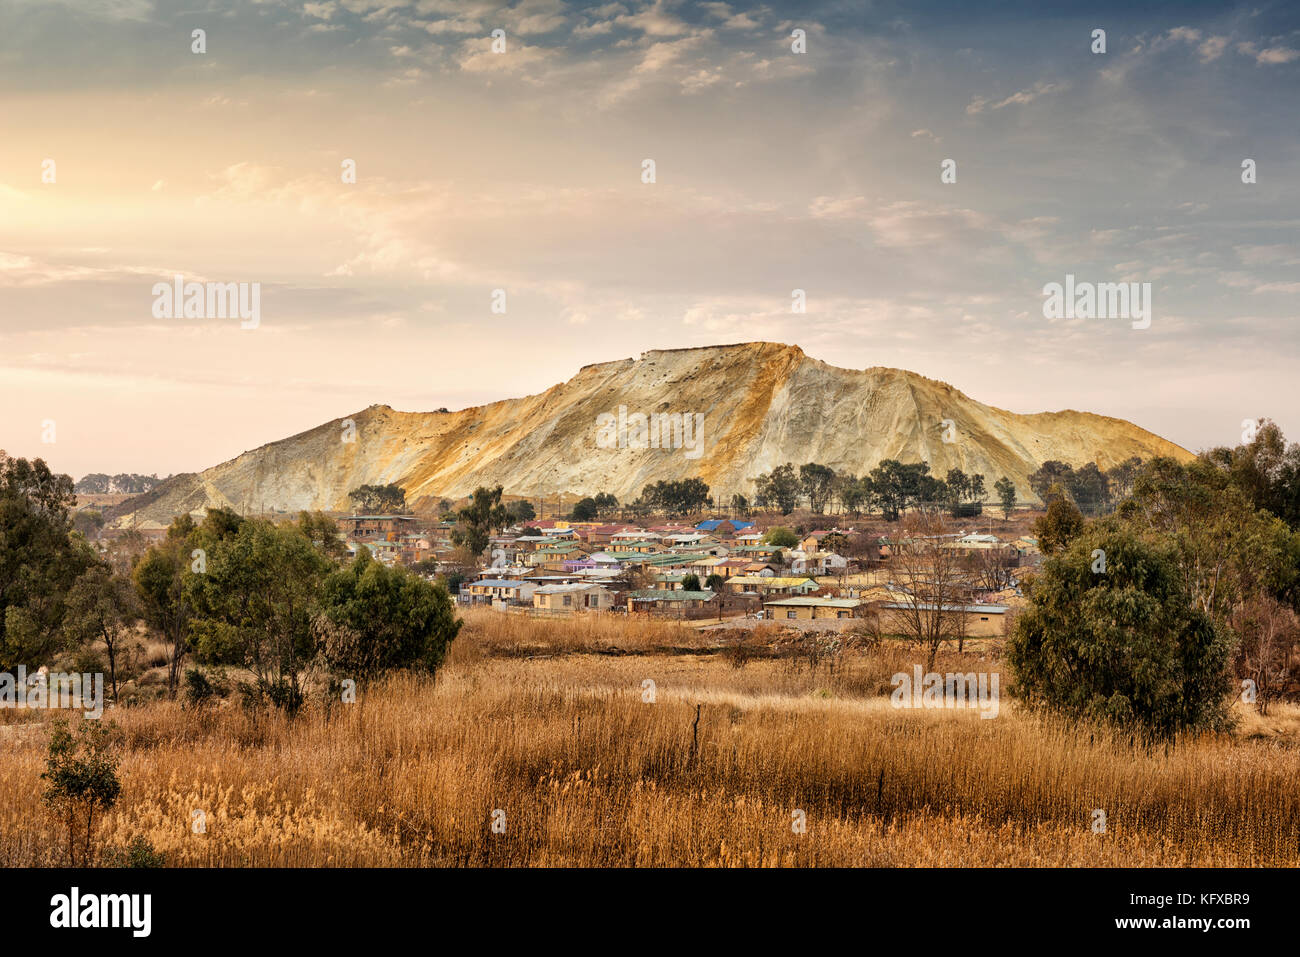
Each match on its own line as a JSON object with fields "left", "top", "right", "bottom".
{"left": 969, "top": 546, "right": 1017, "bottom": 593}
{"left": 882, "top": 513, "right": 974, "bottom": 668}
{"left": 1231, "top": 595, "right": 1299, "bottom": 716}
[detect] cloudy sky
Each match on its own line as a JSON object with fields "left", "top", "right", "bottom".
{"left": 2, "top": 0, "right": 1298, "bottom": 480}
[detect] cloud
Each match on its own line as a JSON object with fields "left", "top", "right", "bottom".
{"left": 1236, "top": 41, "right": 1300, "bottom": 64}
{"left": 966, "top": 81, "right": 1063, "bottom": 114}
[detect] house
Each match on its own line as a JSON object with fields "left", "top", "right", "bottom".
{"left": 533, "top": 582, "right": 615, "bottom": 613}
{"left": 461, "top": 579, "right": 538, "bottom": 606}
{"left": 654, "top": 572, "right": 689, "bottom": 590}
{"left": 610, "top": 529, "right": 659, "bottom": 546}
{"left": 585, "top": 524, "right": 640, "bottom": 547}
{"left": 1011, "top": 536, "right": 1040, "bottom": 556}
{"left": 695, "top": 519, "right": 754, "bottom": 541}
{"left": 362, "top": 540, "right": 402, "bottom": 564}
{"left": 685, "top": 556, "right": 728, "bottom": 578}
{"left": 878, "top": 601, "right": 1010, "bottom": 637}
{"left": 664, "top": 532, "right": 711, "bottom": 548}
{"left": 611, "top": 539, "right": 663, "bottom": 555}
{"left": 724, "top": 575, "right": 820, "bottom": 597}
{"left": 526, "top": 543, "right": 587, "bottom": 568}
{"left": 790, "top": 551, "right": 849, "bottom": 576}
{"left": 941, "top": 534, "right": 1019, "bottom": 559}
{"left": 798, "top": 531, "right": 836, "bottom": 553}
{"left": 628, "top": 589, "right": 718, "bottom": 617}
{"left": 729, "top": 544, "right": 781, "bottom": 560}
{"left": 763, "top": 596, "right": 865, "bottom": 620}
{"left": 339, "top": 514, "right": 419, "bottom": 541}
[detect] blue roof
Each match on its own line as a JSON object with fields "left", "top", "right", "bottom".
{"left": 696, "top": 519, "right": 754, "bottom": 532}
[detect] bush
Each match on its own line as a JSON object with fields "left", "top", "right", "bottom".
{"left": 183, "top": 667, "right": 216, "bottom": 707}
{"left": 764, "top": 527, "right": 799, "bottom": 548}
{"left": 41, "top": 719, "right": 122, "bottom": 865}
{"left": 1008, "top": 523, "right": 1233, "bottom": 739}
{"left": 107, "top": 835, "right": 166, "bottom": 868}
{"left": 314, "top": 550, "right": 462, "bottom": 686}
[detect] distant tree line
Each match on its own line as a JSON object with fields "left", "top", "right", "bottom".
{"left": 753, "top": 460, "right": 1005, "bottom": 521}
{"left": 75, "top": 473, "right": 164, "bottom": 495}
{"left": 632, "top": 479, "right": 711, "bottom": 517}
{"left": 347, "top": 483, "right": 407, "bottom": 514}
{"left": 1026, "top": 457, "right": 1142, "bottom": 516}
{"left": 569, "top": 493, "right": 618, "bottom": 522}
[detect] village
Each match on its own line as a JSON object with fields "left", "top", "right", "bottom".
{"left": 298, "top": 511, "right": 1044, "bottom": 634}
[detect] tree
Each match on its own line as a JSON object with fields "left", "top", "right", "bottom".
{"left": 132, "top": 537, "right": 195, "bottom": 698}
{"left": 1067, "top": 462, "right": 1111, "bottom": 515}
{"left": 637, "top": 479, "right": 710, "bottom": 516}
{"left": 314, "top": 550, "right": 461, "bottom": 686}
{"left": 821, "top": 532, "right": 850, "bottom": 555}
{"left": 799, "top": 463, "right": 836, "bottom": 513}
{"left": 1028, "top": 461, "right": 1075, "bottom": 504}
{"left": 730, "top": 493, "right": 750, "bottom": 517}
{"left": 882, "top": 513, "right": 974, "bottom": 667}
{"left": 347, "top": 483, "right": 407, "bottom": 514}
{"left": 1105, "top": 457, "right": 1143, "bottom": 503}
{"left": 764, "top": 526, "right": 799, "bottom": 548}
{"left": 1007, "top": 524, "right": 1232, "bottom": 738}
{"left": 570, "top": 497, "right": 599, "bottom": 522}
{"left": 593, "top": 492, "right": 619, "bottom": 518}
{"left": 72, "top": 509, "right": 105, "bottom": 539}
{"left": 200, "top": 505, "right": 244, "bottom": 541}
{"left": 943, "top": 468, "right": 985, "bottom": 517}
{"left": 506, "top": 499, "right": 537, "bottom": 524}
{"left": 994, "top": 477, "right": 1017, "bottom": 521}
{"left": 1032, "top": 492, "right": 1085, "bottom": 555}
{"left": 969, "top": 546, "right": 1017, "bottom": 593}
{"left": 681, "top": 574, "right": 701, "bottom": 592}
{"left": 63, "top": 564, "right": 138, "bottom": 700}
{"left": 704, "top": 573, "right": 725, "bottom": 592}
{"left": 755, "top": 464, "right": 799, "bottom": 515}
{"left": 42, "top": 718, "right": 121, "bottom": 866}
{"left": 838, "top": 476, "right": 868, "bottom": 516}
{"left": 866, "top": 460, "right": 937, "bottom": 520}
{"left": 0, "top": 456, "right": 95, "bottom": 672}
{"left": 1118, "top": 457, "right": 1296, "bottom": 622}
{"left": 297, "top": 510, "right": 347, "bottom": 561}
{"left": 186, "top": 519, "right": 331, "bottom": 713}
{"left": 451, "top": 485, "right": 509, "bottom": 557}
{"left": 1230, "top": 595, "right": 1299, "bottom": 716}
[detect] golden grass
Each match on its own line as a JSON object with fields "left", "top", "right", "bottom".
{"left": 2, "top": 613, "right": 1298, "bottom": 867}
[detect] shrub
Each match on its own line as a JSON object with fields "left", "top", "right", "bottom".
{"left": 183, "top": 667, "right": 216, "bottom": 707}
{"left": 41, "top": 718, "right": 122, "bottom": 865}
{"left": 107, "top": 835, "right": 166, "bottom": 868}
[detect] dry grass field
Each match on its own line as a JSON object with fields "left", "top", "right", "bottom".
{"left": 2, "top": 607, "right": 1299, "bottom": 867}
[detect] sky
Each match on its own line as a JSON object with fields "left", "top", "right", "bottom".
{"left": 1, "top": 0, "right": 1298, "bottom": 480}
